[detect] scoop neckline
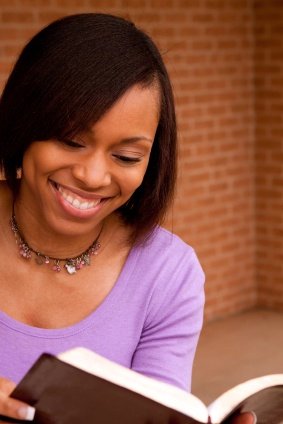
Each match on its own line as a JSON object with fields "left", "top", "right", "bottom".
{"left": 0, "top": 243, "right": 140, "bottom": 338}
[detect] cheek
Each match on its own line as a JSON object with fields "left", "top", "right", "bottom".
{"left": 22, "top": 146, "right": 59, "bottom": 179}
{"left": 22, "top": 155, "right": 45, "bottom": 182}
{"left": 21, "top": 153, "right": 36, "bottom": 182}
{"left": 120, "top": 167, "right": 148, "bottom": 195}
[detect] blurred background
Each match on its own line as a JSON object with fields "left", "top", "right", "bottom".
{"left": 0, "top": 0, "right": 282, "bottom": 401}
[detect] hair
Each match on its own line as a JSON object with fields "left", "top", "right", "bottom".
{"left": 0, "top": 13, "right": 177, "bottom": 242}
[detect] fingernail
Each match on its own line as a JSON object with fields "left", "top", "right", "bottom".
{"left": 18, "top": 405, "right": 36, "bottom": 421}
{"left": 251, "top": 411, "right": 257, "bottom": 424}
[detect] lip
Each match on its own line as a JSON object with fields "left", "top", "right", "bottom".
{"left": 49, "top": 180, "right": 109, "bottom": 219}
{"left": 50, "top": 180, "right": 107, "bottom": 201}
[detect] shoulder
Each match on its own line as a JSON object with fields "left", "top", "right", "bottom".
{"left": 137, "top": 226, "right": 201, "bottom": 270}
{"left": 134, "top": 228, "right": 205, "bottom": 367}
{"left": 134, "top": 226, "right": 205, "bottom": 294}
{"left": 140, "top": 226, "right": 192, "bottom": 252}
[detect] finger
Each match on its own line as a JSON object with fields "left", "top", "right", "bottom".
{"left": 0, "top": 380, "right": 16, "bottom": 397}
{"left": 0, "top": 392, "right": 35, "bottom": 421}
{"left": 230, "top": 411, "right": 257, "bottom": 424}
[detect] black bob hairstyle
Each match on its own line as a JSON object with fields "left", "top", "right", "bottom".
{"left": 0, "top": 13, "right": 177, "bottom": 242}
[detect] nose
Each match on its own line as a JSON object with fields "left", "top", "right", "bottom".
{"left": 71, "top": 151, "right": 112, "bottom": 189}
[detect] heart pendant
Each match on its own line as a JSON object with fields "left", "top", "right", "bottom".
{"left": 65, "top": 263, "right": 76, "bottom": 274}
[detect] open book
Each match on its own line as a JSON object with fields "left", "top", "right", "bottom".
{"left": 5, "top": 347, "right": 283, "bottom": 424}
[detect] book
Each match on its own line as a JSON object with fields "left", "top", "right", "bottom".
{"left": 3, "top": 347, "right": 283, "bottom": 424}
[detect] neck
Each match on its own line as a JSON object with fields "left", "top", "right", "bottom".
{"left": 12, "top": 199, "right": 105, "bottom": 259}
{"left": 11, "top": 201, "right": 107, "bottom": 275}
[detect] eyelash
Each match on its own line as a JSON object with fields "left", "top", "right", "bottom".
{"left": 113, "top": 155, "right": 142, "bottom": 164}
{"left": 59, "top": 138, "right": 84, "bottom": 148}
{"left": 58, "top": 139, "right": 143, "bottom": 164}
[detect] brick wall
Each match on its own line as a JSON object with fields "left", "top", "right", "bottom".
{"left": 254, "top": 0, "right": 283, "bottom": 311}
{"left": 0, "top": 0, "right": 259, "bottom": 321}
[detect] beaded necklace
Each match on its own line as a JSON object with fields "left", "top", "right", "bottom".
{"left": 10, "top": 214, "right": 102, "bottom": 274}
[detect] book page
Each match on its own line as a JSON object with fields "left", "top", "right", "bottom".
{"left": 222, "top": 387, "right": 283, "bottom": 424}
{"left": 207, "top": 375, "right": 283, "bottom": 423}
{"left": 59, "top": 347, "right": 209, "bottom": 423}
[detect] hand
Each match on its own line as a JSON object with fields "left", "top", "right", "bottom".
{"left": 229, "top": 411, "right": 257, "bottom": 424}
{"left": 0, "top": 377, "right": 35, "bottom": 422}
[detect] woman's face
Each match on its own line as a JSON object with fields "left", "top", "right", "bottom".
{"left": 19, "top": 84, "right": 160, "bottom": 237}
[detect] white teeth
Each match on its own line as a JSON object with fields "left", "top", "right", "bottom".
{"left": 55, "top": 183, "right": 101, "bottom": 210}
{"left": 90, "top": 200, "right": 100, "bottom": 207}
{"left": 80, "top": 202, "right": 89, "bottom": 210}
{"left": 72, "top": 199, "right": 80, "bottom": 208}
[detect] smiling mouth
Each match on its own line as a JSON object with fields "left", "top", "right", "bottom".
{"left": 52, "top": 182, "right": 103, "bottom": 210}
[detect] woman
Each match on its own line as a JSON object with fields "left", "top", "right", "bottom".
{"left": 0, "top": 13, "right": 255, "bottom": 424}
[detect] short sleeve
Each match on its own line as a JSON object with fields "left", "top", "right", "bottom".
{"left": 131, "top": 247, "right": 205, "bottom": 392}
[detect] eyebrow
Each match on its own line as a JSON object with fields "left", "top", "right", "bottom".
{"left": 83, "top": 130, "right": 154, "bottom": 145}
{"left": 118, "top": 136, "right": 153, "bottom": 145}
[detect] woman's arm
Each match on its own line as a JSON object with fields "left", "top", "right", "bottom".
{"left": 131, "top": 247, "right": 205, "bottom": 391}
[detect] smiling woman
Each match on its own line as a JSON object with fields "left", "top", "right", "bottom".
{"left": 0, "top": 12, "right": 206, "bottom": 423}
{"left": 19, "top": 85, "right": 159, "bottom": 240}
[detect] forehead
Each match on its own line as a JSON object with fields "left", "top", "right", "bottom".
{"left": 86, "top": 84, "right": 160, "bottom": 140}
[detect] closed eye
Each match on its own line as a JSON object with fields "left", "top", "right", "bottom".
{"left": 113, "top": 155, "right": 142, "bottom": 164}
{"left": 58, "top": 138, "right": 85, "bottom": 148}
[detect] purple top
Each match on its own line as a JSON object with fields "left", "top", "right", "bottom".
{"left": 0, "top": 227, "right": 205, "bottom": 391}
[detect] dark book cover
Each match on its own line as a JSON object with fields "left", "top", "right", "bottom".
{"left": 2, "top": 353, "right": 283, "bottom": 424}
{"left": 7, "top": 354, "right": 201, "bottom": 424}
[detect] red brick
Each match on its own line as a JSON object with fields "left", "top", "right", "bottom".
{"left": 56, "top": 0, "right": 88, "bottom": 6}
{"left": 37, "top": 11, "right": 65, "bottom": 23}
{"left": 1, "top": 11, "right": 35, "bottom": 23}
{"left": 1, "top": 0, "right": 279, "bottom": 320}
